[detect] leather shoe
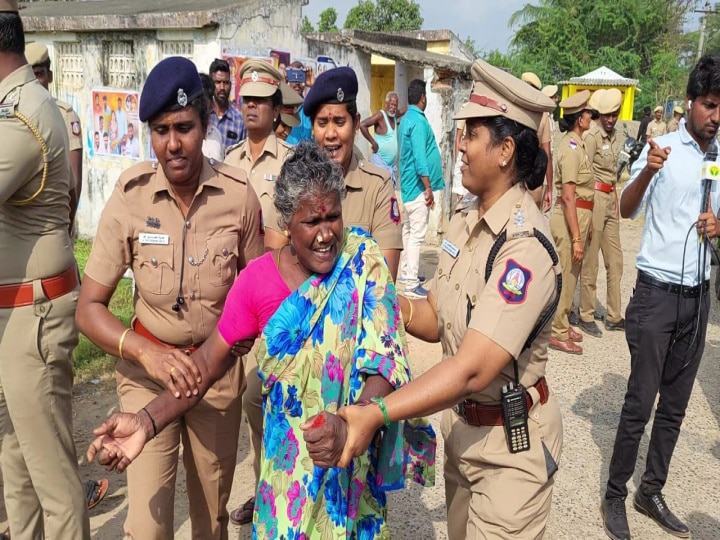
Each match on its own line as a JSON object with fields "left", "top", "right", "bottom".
{"left": 601, "top": 497, "right": 631, "bottom": 540}
{"left": 605, "top": 318, "right": 626, "bottom": 331}
{"left": 633, "top": 490, "right": 689, "bottom": 538}
{"left": 568, "top": 327, "right": 584, "bottom": 342}
{"left": 568, "top": 310, "right": 580, "bottom": 326}
{"left": 579, "top": 319, "right": 603, "bottom": 337}
{"left": 549, "top": 337, "right": 583, "bottom": 355}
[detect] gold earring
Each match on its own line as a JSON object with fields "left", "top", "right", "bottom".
{"left": 502, "top": 160, "right": 507, "bottom": 167}
{"left": 283, "top": 230, "right": 289, "bottom": 238}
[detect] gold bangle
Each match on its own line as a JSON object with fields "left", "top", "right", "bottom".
{"left": 572, "top": 236, "right": 582, "bottom": 243}
{"left": 118, "top": 328, "right": 132, "bottom": 361}
{"left": 405, "top": 299, "right": 414, "bottom": 329}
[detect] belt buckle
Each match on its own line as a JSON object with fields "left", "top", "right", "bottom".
{"left": 453, "top": 401, "right": 465, "bottom": 418}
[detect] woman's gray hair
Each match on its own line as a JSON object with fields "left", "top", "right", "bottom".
{"left": 274, "top": 141, "right": 346, "bottom": 228}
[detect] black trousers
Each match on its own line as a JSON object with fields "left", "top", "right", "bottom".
{"left": 605, "top": 279, "right": 709, "bottom": 499}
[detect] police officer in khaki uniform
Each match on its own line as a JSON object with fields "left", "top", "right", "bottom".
{"left": 24, "top": 42, "right": 82, "bottom": 227}
{"left": 274, "top": 80, "right": 303, "bottom": 141}
{"left": 522, "top": 72, "right": 554, "bottom": 211}
{"left": 337, "top": 58, "right": 563, "bottom": 539}
{"left": 230, "top": 64, "right": 405, "bottom": 526}
{"left": 0, "top": 1, "right": 90, "bottom": 537}
{"left": 667, "top": 105, "right": 684, "bottom": 133}
{"left": 75, "top": 57, "right": 264, "bottom": 540}
{"left": 549, "top": 90, "right": 594, "bottom": 354}
{"left": 579, "top": 89, "right": 625, "bottom": 336}
{"left": 647, "top": 105, "right": 667, "bottom": 138}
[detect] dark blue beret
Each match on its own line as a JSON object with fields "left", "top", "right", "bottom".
{"left": 139, "top": 57, "right": 204, "bottom": 122}
{"left": 303, "top": 66, "right": 358, "bottom": 119}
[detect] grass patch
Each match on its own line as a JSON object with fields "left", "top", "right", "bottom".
{"left": 74, "top": 238, "right": 134, "bottom": 380}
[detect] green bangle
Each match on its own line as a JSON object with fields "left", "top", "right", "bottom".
{"left": 371, "top": 396, "right": 391, "bottom": 427}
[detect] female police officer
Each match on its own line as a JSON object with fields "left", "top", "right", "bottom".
{"left": 330, "top": 59, "right": 563, "bottom": 539}
{"left": 75, "top": 57, "right": 264, "bottom": 539}
{"left": 548, "top": 90, "right": 594, "bottom": 354}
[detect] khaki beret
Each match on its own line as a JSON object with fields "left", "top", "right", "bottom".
{"left": 560, "top": 90, "right": 591, "bottom": 115}
{"left": 541, "top": 84, "right": 558, "bottom": 98}
{"left": 673, "top": 105, "right": 684, "bottom": 115}
{"left": 239, "top": 59, "right": 282, "bottom": 98}
{"left": 454, "top": 60, "right": 556, "bottom": 131}
{"left": 0, "top": 0, "right": 18, "bottom": 12}
{"left": 598, "top": 88, "right": 623, "bottom": 115}
{"left": 25, "top": 42, "right": 50, "bottom": 67}
{"left": 588, "top": 89, "right": 606, "bottom": 111}
{"left": 521, "top": 72, "right": 542, "bottom": 90}
{"left": 280, "top": 81, "right": 303, "bottom": 107}
{"left": 654, "top": 105, "right": 663, "bottom": 113}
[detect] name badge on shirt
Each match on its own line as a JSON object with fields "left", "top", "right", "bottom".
{"left": 602, "top": 144, "right": 610, "bottom": 150}
{"left": 442, "top": 239, "right": 460, "bottom": 258}
{"left": 139, "top": 233, "right": 169, "bottom": 245}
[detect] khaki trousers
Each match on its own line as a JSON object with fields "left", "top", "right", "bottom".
{"left": 550, "top": 206, "right": 593, "bottom": 341}
{"left": 579, "top": 190, "right": 623, "bottom": 324}
{"left": 443, "top": 393, "right": 563, "bottom": 539}
{"left": 0, "top": 286, "right": 89, "bottom": 540}
{"left": 241, "top": 347, "right": 263, "bottom": 486}
{"left": 116, "top": 353, "right": 244, "bottom": 540}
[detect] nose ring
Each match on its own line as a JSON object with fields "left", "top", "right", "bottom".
{"left": 316, "top": 233, "right": 323, "bottom": 244}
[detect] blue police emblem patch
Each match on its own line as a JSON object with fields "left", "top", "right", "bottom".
{"left": 498, "top": 259, "right": 532, "bottom": 304}
{"left": 390, "top": 197, "right": 400, "bottom": 224}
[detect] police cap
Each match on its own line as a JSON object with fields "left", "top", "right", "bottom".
{"left": 560, "top": 90, "right": 591, "bottom": 115}
{"left": 0, "top": 0, "right": 18, "bottom": 12}
{"left": 25, "top": 42, "right": 49, "bottom": 67}
{"left": 454, "top": 59, "right": 555, "bottom": 131}
{"left": 597, "top": 88, "right": 623, "bottom": 115}
{"left": 303, "top": 66, "right": 358, "bottom": 119}
{"left": 239, "top": 59, "right": 283, "bottom": 98}
{"left": 139, "top": 56, "right": 203, "bottom": 123}
{"left": 521, "top": 72, "right": 542, "bottom": 90}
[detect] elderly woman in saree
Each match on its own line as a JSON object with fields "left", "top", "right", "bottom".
{"left": 86, "top": 141, "right": 435, "bottom": 539}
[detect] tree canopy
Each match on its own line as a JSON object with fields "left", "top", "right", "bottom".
{"left": 318, "top": 7, "right": 340, "bottom": 33}
{"left": 344, "top": 0, "right": 423, "bottom": 32}
{"left": 488, "top": 0, "right": 698, "bottom": 115}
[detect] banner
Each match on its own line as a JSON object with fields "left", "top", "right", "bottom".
{"left": 90, "top": 89, "right": 141, "bottom": 159}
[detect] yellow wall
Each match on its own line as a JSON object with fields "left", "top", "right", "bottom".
{"left": 561, "top": 84, "right": 637, "bottom": 120}
{"left": 370, "top": 63, "right": 395, "bottom": 120}
{"left": 427, "top": 40, "right": 450, "bottom": 55}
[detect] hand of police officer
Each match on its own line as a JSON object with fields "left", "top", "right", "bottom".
{"left": 542, "top": 190, "right": 552, "bottom": 213}
{"left": 572, "top": 238, "right": 584, "bottom": 264}
{"left": 87, "top": 412, "right": 148, "bottom": 473}
{"left": 645, "top": 137, "right": 671, "bottom": 174}
{"left": 336, "top": 404, "right": 384, "bottom": 469}
{"left": 230, "top": 338, "right": 255, "bottom": 358}
{"left": 698, "top": 201, "right": 719, "bottom": 238}
{"left": 139, "top": 346, "right": 202, "bottom": 399}
{"left": 300, "top": 411, "right": 348, "bottom": 468}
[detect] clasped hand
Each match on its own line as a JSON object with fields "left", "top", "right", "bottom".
{"left": 299, "top": 411, "right": 348, "bottom": 469}
{"left": 139, "top": 345, "right": 201, "bottom": 398}
{"left": 87, "top": 412, "right": 149, "bottom": 473}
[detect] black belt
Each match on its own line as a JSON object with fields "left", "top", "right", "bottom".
{"left": 637, "top": 271, "right": 709, "bottom": 298}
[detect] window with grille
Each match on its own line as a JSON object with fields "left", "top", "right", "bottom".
{"left": 56, "top": 42, "right": 84, "bottom": 90}
{"left": 160, "top": 41, "right": 194, "bottom": 59}
{"left": 104, "top": 41, "right": 136, "bottom": 89}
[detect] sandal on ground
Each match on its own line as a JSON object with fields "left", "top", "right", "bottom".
{"left": 230, "top": 496, "right": 255, "bottom": 526}
{"left": 85, "top": 478, "right": 109, "bottom": 510}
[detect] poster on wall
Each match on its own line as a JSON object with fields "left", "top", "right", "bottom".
{"left": 90, "top": 89, "right": 141, "bottom": 159}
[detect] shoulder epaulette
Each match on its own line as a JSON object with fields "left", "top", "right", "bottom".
{"left": 211, "top": 160, "right": 248, "bottom": 184}
{"left": 117, "top": 161, "right": 157, "bottom": 190}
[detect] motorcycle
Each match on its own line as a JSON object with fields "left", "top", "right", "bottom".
{"left": 617, "top": 136, "right": 644, "bottom": 181}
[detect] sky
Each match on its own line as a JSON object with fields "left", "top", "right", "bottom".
{"left": 302, "top": 0, "right": 528, "bottom": 54}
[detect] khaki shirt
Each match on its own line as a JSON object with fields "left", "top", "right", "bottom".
{"left": 85, "top": 158, "right": 264, "bottom": 346}
{"left": 584, "top": 125, "right": 620, "bottom": 186}
{"left": 646, "top": 119, "right": 667, "bottom": 138}
{"left": 429, "top": 185, "right": 557, "bottom": 403}
{"left": 538, "top": 113, "right": 551, "bottom": 146}
{"left": 342, "top": 149, "right": 403, "bottom": 250}
{"left": 0, "top": 65, "right": 74, "bottom": 284}
{"left": 225, "top": 133, "right": 292, "bottom": 232}
{"left": 555, "top": 131, "right": 594, "bottom": 201}
{"left": 57, "top": 99, "right": 82, "bottom": 153}
{"left": 667, "top": 117, "right": 680, "bottom": 133}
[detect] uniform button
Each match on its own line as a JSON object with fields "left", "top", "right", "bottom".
{"left": 38, "top": 305, "right": 46, "bottom": 313}
{"left": 446, "top": 322, "right": 452, "bottom": 330}
{"left": 455, "top": 283, "right": 460, "bottom": 290}
{"left": 222, "top": 247, "right": 229, "bottom": 256}
{"left": 190, "top": 291, "right": 196, "bottom": 300}
{"left": 185, "top": 220, "right": 191, "bottom": 229}
{"left": 188, "top": 256, "right": 194, "bottom": 263}
{"left": 251, "top": 169, "right": 255, "bottom": 174}
{"left": 151, "top": 257, "right": 157, "bottom": 266}
{"left": 209, "top": 158, "right": 215, "bottom": 166}
{"left": 438, "top": 268, "right": 443, "bottom": 274}
{"left": 472, "top": 295, "right": 477, "bottom": 303}
{"left": 152, "top": 162, "right": 158, "bottom": 169}
{"left": 533, "top": 413, "right": 539, "bottom": 420}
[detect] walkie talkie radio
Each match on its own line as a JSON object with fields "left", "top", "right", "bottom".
{"left": 501, "top": 381, "right": 530, "bottom": 453}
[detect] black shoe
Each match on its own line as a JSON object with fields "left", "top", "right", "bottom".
{"left": 601, "top": 497, "right": 631, "bottom": 540}
{"left": 633, "top": 490, "right": 689, "bottom": 538}
{"left": 569, "top": 310, "right": 580, "bottom": 326}
{"left": 605, "top": 318, "right": 626, "bottom": 331}
{"left": 579, "top": 319, "right": 603, "bottom": 337}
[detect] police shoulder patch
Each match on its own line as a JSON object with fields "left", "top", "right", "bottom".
{"left": 497, "top": 259, "right": 532, "bottom": 304}
{"left": 71, "top": 121, "right": 81, "bottom": 136}
{"left": 389, "top": 197, "right": 401, "bottom": 224}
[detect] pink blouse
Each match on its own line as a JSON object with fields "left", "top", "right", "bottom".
{"left": 217, "top": 252, "right": 291, "bottom": 345}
